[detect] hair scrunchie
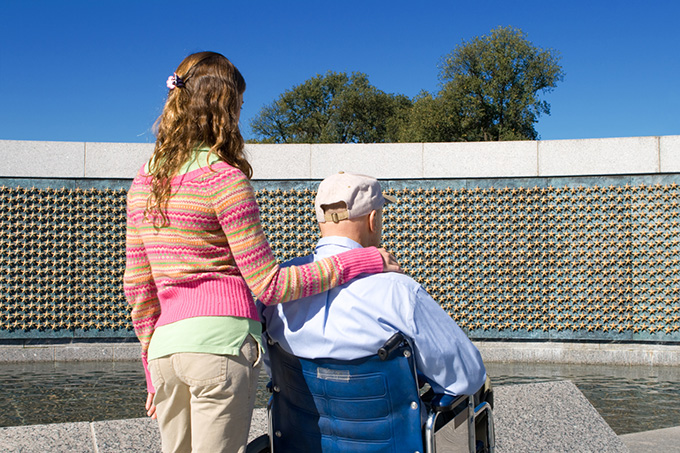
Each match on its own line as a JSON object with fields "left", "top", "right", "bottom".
{"left": 166, "top": 73, "right": 185, "bottom": 90}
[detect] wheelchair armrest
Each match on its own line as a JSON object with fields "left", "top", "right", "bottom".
{"left": 378, "top": 332, "right": 406, "bottom": 361}
{"left": 430, "top": 393, "right": 469, "bottom": 413}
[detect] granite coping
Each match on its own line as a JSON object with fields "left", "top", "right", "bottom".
{"left": 1, "top": 340, "right": 679, "bottom": 367}
{"left": 477, "top": 341, "right": 680, "bottom": 366}
{"left": 0, "top": 380, "right": 654, "bottom": 452}
{"left": 0, "top": 421, "right": 96, "bottom": 452}
{"left": 493, "top": 381, "right": 629, "bottom": 452}
{"left": 2, "top": 135, "right": 679, "bottom": 180}
{"left": 619, "top": 425, "right": 680, "bottom": 453}
{"left": 0, "top": 409, "right": 267, "bottom": 453}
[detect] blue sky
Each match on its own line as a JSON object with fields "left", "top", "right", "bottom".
{"left": 1, "top": 0, "right": 678, "bottom": 143}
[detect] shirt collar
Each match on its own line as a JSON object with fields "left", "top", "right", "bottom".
{"left": 314, "top": 236, "right": 363, "bottom": 258}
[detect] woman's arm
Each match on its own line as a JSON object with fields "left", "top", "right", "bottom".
{"left": 211, "top": 170, "right": 394, "bottom": 305}
{"left": 123, "top": 194, "right": 160, "bottom": 393}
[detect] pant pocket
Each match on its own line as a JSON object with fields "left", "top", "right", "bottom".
{"left": 149, "top": 358, "right": 165, "bottom": 390}
{"left": 175, "top": 353, "right": 228, "bottom": 386}
{"left": 242, "top": 335, "right": 262, "bottom": 368}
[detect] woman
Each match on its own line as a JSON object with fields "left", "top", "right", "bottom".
{"left": 124, "top": 51, "right": 399, "bottom": 452}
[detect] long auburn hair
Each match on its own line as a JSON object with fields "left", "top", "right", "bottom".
{"left": 146, "top": 51, "right": 252, "bottom": 227}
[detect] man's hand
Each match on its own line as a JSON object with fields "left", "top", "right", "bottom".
{"left": 146, "top": 392, "right": 157, "bottom": 419}
{"left": 378, "top": 248, "right": 402, "bottom": 273}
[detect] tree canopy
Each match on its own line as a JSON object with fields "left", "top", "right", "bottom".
{"left": 434, "top": 25, "right": 565, "bottom": 141}
{"left": 250, "top": 72, "right": 411, "bottom": 144}
{"left": 250, "top": 26, "right": 564, "bottom": 144}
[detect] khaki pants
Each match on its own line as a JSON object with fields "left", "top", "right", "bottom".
{"left": 149, "top": 335, "right": 262, "bottom": 453}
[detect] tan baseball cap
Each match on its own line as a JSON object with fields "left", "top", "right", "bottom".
{"left": 315, "top": 171, "right": 397, "bottom": 223}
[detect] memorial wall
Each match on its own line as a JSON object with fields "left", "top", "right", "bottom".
{"left": 1, "top": 136, "right": 679, "bottom": 344}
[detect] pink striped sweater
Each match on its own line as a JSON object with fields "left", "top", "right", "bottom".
{"left": 124, "top": 162, "right": 383, "bottom": 386}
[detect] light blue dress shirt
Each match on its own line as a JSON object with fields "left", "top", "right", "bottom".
{"left": 259, "top": 236, "right": 487, "bottom": 396}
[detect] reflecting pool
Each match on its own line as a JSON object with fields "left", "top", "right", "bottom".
{"left": 0, "top": 361, "right": 677, "bottom": 435}
{"left": 486, "top": 361, "right": 680, "bottom": 435}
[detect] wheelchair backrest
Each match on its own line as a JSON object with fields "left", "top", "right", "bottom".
{"left": 267, "top": 340, "right": 424, "bottom": 453}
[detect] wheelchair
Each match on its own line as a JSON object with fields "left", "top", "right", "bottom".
{"left": 247, "top": 332, "right": 495, "bottom": 453}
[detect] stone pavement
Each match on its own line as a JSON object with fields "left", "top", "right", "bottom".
{"left": 0, "top": 380, "right": 674, "bottom": 452}
{"left": 619, "top": 425, "right": 680, "bottom": 452}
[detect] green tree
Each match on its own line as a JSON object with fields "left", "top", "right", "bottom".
{"left": 398, "top": 90, "right": 462, "bottom": 143}
{"left": 250, "top": 71, "right": 411, "bottom": 144}
{"left": 437, "top": 26, "right": 564, "bottom": 141}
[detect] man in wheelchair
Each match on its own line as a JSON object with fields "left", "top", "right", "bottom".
{"left": 255, "top": 172, "right": 493, "bottom": 452}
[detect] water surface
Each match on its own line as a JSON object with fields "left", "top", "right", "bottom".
{"left": 0, "top": 361, "right": 677, "bottom": 435}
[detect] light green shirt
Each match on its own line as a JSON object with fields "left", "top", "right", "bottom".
{"left": 144, "top": 145, "right": 220, "bottom": 174}
{"left": 148, "top": 317, "right": 262, "bottom": 360}
{"left": 147, "top": 147, "right": 262, "bottom": 360}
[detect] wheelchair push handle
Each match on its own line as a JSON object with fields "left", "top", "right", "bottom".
{"left": 378, "top": 332, "right": 406, "bottom": 361}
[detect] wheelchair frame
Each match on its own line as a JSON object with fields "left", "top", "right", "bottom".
{"left": 248, "top": 332, "right": 494, "bottom": 453}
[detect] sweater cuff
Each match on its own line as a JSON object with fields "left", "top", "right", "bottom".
{"left": 143, "top": 355, "right": 155, "bottom": 393}
{"left": 335, "top": 246, "right": 383, "bottom": 282}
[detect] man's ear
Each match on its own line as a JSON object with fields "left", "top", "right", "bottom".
{"left": 368, "top": 210, "right": 378, "bottom": 233}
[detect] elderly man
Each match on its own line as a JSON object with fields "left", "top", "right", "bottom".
{"left": 259, "top": 172, "right": 486, "bottom": 397}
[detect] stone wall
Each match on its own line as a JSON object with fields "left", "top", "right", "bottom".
{"left": 2, "top": 135, "right": 680, "bottom": 180}
{"left": 1, "top": 136, "right": 679, "bottom": 343}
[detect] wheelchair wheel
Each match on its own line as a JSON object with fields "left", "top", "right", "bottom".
{"left": 246, "top": 434, "right": 270, "bottom": 453}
